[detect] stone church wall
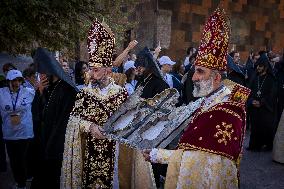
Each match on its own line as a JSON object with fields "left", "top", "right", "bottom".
{"left": 131, "top": 0, "right": 284, "bottom": 62}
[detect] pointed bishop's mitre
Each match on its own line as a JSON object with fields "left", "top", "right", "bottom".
{"left": 194, "top": 8, "right": 230, "bottom": 71}
{"left": 87, "top": 20, "right": 115, "bottom": 67}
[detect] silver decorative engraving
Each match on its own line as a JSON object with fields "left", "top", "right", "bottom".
{"left": 104, "top": 88, "right": 203, "bottom": 149}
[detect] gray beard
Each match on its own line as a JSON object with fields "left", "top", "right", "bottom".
{"left": 193, "top": 77, "right": 214, "bottom": 97}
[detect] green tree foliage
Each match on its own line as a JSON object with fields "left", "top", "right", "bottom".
{"left": 0, "top": 0, "right": 137, "bottom": 55}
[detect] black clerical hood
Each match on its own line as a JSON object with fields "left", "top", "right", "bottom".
{"left": 227, "top": 55, "right": 244, "bottom": 75}
{"left": 33, "top": 48, "right": 79, "bottom": 92}
{"left": 134, "top": 47, "right": 164, "bottom": 80}
{"left": 256, "top": 53, "right": 270, "bottom": 67}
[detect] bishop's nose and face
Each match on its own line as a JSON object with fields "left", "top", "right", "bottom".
{"left": 192, "top": 66, "right": 213, "bottom": 97}
{"left": 89, "top": 66, "right": 112, "bottom": 85}
{"left": 192, "top": 65, "right": 222, "bottom": 97}
{"left": 192, "top": 66, "right": 211, "bottom": 83}
{"left": 90, "top": 66, "right": 107, "bottom": 81}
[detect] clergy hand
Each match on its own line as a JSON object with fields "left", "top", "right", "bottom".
{"left": 89, "top": 124, "right": 106, "bottom": 139}
{"left": 142, "top": 149, "right": 152, "bottom": 162}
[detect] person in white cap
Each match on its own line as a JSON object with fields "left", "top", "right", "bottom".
{"left": 159, "top": 56, "right": 175, "bottom": 88}
{"left": 123, "top": 60, "right": 137, "bottom": 95}
{"left": 159, "top": 55, "right": 182, "bottom": 91}
{"left": 0, "top": 70, "right": 35, "bottom": 189}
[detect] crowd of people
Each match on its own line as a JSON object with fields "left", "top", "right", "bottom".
{"left": 0, "top": 7, "right": 284, "bottom": 189}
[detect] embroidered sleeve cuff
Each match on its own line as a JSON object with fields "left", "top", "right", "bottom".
{"left": 150, "top": 149, "right": 174, "bottom": 164}
{"left": 157, "top": 149, "right": 175, "bottom": 164}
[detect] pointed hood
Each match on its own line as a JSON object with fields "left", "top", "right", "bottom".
{"left": 87, "top": 20, "right": 115, "bottom": 68}
{"left": 256, "top": 53, "right": 270, "bottom": 67}
{"left": 195, "top": 8, "right": 230, "bottom": 71}
{"left": 33, "top": 47, "right": 79, "bottom": 92}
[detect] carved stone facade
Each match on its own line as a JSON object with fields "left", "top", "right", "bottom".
{"left": 131, "top": 0, "right": 284, "bottom": 61}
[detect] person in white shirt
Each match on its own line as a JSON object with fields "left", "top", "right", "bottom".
{"left": 159, "top": 56, "right": 176, "bottom": 88}
{"left": 0, "top": 70, "right": 35, "bottom": 189}
{"left": 123, "top": 60, "right": 138, "bottom": 95}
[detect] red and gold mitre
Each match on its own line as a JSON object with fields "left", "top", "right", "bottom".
{"left": 195, "top": 8, "right": 230, "bottom": 71}
{"left": 87, "top": 20, "right": 115, "bottom": 68}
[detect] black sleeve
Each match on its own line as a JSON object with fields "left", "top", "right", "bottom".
{"left": 45, "top": 83, "right": 77, "bottom": 159}
{"left": 260, "top": 77, "right": 277, "bottom": 112}
{"left": 31, "top": 90, "right": 44, "bottom": 124}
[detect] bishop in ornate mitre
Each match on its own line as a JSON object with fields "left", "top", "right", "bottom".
{"left": 143, "top": 8, "right": 251, "bottom": 189}
{"left": 60, "top": 20, "right": 129, "bottom": 189}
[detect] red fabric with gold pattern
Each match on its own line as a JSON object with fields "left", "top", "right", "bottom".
{"left": 229, "top": 83, "right": 251, "bottom": 104}
{"left": 87, "top": 20, "right": 115, "bottom": 68}
{"left": 194, "top": 8, "right": 230, "bottom": 71}
{"left": 178, "top": 102, "right": 245, "bottom": 161}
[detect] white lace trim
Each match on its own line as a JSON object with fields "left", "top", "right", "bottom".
{"left": 150, "top": 148, "right": 159, "bottom": 163}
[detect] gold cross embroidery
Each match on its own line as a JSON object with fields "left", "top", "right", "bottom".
{"left": 214, "top": 122, "right": 234, "bottom": 145}
{"left": 233, "top": 91, "right": 246, "bottom": 103}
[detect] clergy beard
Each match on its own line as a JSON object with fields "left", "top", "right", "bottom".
{"left": 92, "top": 76, "right": 110, "bottom": 89}
{"left": 193, "top": 77, "right": 214, "bottom": 97}
{"left": 257, "top": 67, "right": 267, "bottom": 76}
